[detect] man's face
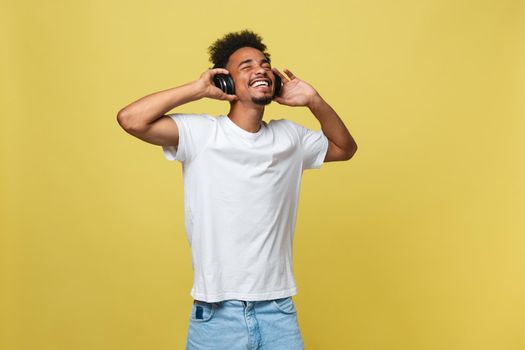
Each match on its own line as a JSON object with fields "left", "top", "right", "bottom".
{"left": 225, "top": 47, "right": 276, "bottom": 106}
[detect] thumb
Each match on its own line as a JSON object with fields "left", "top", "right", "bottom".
{"left": 225, "top": 94, "right": 238, "bottom": 102}
{"left": 273, "top": 96, "right": 284, "bottom": 104}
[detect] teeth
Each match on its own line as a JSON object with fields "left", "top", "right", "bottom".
{"left": 251, "top": 80, "right": 269, "bottom": 87}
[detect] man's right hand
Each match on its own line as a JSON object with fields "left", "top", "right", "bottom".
{"left": 195, "top": 68, "right": 238, "bottom": 102}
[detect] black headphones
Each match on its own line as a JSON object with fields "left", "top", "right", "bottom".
{"left": 213, "top": 72, "right": 282, "bottom": 99}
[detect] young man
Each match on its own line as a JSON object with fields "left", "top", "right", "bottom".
{"left": 117, "top": 30, "right": 357, "bottom": 350}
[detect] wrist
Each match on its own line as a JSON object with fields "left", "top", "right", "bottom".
{"left": 188, "top": 80, "right": 207, "bottom": 100}
{"left": 307, "top": 93, "right": 323, "bottom": 110}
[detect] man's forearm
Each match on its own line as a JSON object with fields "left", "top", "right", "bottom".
{"left": 117, "top": 80, "right": 204, "bottom": 131}
{"left": 308, "top": 94, "right": 357, "bottom": 154}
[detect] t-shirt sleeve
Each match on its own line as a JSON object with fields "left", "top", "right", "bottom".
{"left": 161, "top": 113, "right": 215, "bottom": 162}
{"left": 301, "top": 125, "right": 329, "bottom": 170}
{"left": 282, "top": 119, "right": 329, "bottom": 170}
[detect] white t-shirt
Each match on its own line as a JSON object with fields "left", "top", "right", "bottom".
{"left": 162, "top": 113, "right": 329, "bottom": 302}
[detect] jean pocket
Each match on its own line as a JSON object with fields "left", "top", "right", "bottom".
{"left": 271, "top": 297, "right": 297, "bottom": 314}
{"left": 190, "top": 300, "right": 216, "bottom": 322}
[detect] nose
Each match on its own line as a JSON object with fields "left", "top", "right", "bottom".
{"left": 254, "top": 64, "right": 266, "bottom": 76}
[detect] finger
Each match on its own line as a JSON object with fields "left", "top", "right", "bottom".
{"left": 272, "top": 68, "right": 289, "bottom": 83}
{"left": 213, "top": 68, "right": 230, "bottom": 75}
{"left": 283, "top": 68, "right": 296, "bottom": 80}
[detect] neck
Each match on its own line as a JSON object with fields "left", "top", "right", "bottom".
{"left": 227, "top": 100, "right": 265, "bottom": 133}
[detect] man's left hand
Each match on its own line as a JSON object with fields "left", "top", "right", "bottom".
{"left": 272, "top": 68, "right": 319, "bottom": 107}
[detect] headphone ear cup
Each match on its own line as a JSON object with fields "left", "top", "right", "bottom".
{"left": 273, "top": 74, "right": 282, "bottom": 99}
{"left": 213, "top": 74, "right": 236, "bottom": 95}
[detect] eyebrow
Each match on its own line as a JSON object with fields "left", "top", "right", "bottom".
{"left": 238, "top": 58, "right": 270, "bottom": 68}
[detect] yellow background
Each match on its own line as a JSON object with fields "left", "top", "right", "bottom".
{"left": 2, "top": 0, "right": 524, "bottom": 349}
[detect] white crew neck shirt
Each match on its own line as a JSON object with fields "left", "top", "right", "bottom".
{"left": 162, "top": 113, "right": 328, "bottom": 302}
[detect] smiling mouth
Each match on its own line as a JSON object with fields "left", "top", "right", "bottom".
{"left": 249, "top": 79, "right": 271, "bottom": 91}
{"left": 251, "top": 85, "right": 270, "bottom": 91}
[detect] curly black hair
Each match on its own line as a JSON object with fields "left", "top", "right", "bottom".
{"left": 208, "top": 29, "right": 271, "bottom": 69}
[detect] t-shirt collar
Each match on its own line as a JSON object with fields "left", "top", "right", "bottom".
{"left": 222, "top": 115, "right": 266, "bottom": 140}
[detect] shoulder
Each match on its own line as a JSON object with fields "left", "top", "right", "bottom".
{"left": 166, "top": 113, "right": 217, "bottom": 132}
{"left": 268, "top": 118, "right": 300, "bottom": 129}
{"left": 167, "top": 113, "right": 217, "bottom": 123}
{"left": 267, "top": 118, "right": 306, "bottom": 136}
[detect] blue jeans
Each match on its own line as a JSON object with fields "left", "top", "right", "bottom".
{"left": 186, "top": 297, "right": 304, "bottom": 349}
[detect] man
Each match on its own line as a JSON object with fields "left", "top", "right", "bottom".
{"left": 117, "top": 29, "right": 357, "bottom": 350}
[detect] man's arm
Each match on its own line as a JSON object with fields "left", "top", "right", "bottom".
{"left": 272, "top": 68, "right": 357, "bottom": 162}
{"left": 307, "top": 94, "right": 357, "bottom": 162}
{"left": 116, "top": 68, "right": 237, "bottom": 146}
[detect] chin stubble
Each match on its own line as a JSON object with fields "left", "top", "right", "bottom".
{"left": 251, "top": 96, "right": 272, "bottom": 106}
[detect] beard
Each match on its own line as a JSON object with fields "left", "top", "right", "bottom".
{"left": 251, "top": 95, "right": 273, "bottom": 106}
